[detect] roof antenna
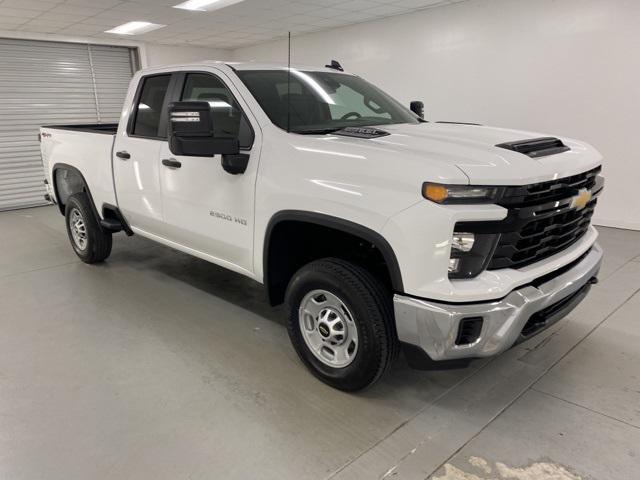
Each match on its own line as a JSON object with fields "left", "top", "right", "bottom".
{"left": 325, "top": 60, "right": 344, "bottom": 71}
{"left": 287, "top": 31, "right": 291, "bottom": 133}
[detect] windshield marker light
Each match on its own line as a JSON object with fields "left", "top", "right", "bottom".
{"left": 173, "top": 0, "right": 244, "bottom": 11}
{"left": 105, "top": 21, "right": 165, "bottom": 35}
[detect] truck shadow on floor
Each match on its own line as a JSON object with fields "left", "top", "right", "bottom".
{"left": 106, "top": 235, "right": 481, "bottom": 394}
{"left": 108, "top": 236, "right": 284, "bottom": 325}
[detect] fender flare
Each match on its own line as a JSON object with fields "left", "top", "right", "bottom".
{"left": 51, "top": 163, "right": 97, "bottom": 217}
{"left": 52, "top": 163, "right": 133, "bottom": 235}
{"left": 263, "top": 210, "right": 404, "bottom": 293}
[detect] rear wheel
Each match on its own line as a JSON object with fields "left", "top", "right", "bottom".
{"left": 286, "top": 258, "right": 398, "bottom": 391}
{"left": 65, "top": 192, "right": 112, "bottom": 263}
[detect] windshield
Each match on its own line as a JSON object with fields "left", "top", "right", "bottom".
{"left": 236, "top": 69, "right": 420, "bottom": 134}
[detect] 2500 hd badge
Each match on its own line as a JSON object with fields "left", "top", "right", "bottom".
{"left": 209, "top": 210, "right": 247, "bottom": 226}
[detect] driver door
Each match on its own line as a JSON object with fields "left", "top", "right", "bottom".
{"left": 158, "top": 70, "right": 260, "bottom": 274}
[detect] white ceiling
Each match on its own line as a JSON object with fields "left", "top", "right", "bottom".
{"left": 0, "top": 0, "right": 467, "bottom": 49}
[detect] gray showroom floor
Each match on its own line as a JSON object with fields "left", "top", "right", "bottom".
{"left": 0, "top": 206, "right": 638, "bottom": 480}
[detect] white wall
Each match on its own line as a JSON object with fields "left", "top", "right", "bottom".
{"left": 232, "top": 0, "right": 640, "bottom": 230}
{"left": 144, "top": 44, "right": 230, "bottom": 67}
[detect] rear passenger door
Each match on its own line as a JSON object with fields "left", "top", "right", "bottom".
{"left": 113, "top": 73, "right": 175, "bottom": 234}
{"left": 157, "top": 70, "right": 260, "bottom": 274}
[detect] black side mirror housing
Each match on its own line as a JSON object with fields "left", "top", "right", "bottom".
{"left": 221, "top": 153, "right": 250, "bottom": 175}
{"left": 410, "top": 101, "right": 425, "bottom": 119}
{"left": 168, "top": 101, "right": 239, "bottom": 157}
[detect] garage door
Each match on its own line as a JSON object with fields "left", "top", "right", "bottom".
{"left": 0, "top": 38, "right": 137, "bottom": 211}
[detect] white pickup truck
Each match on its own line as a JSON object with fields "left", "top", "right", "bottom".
{"left": 40, "top": 60, "right": 604, "bottom": 390}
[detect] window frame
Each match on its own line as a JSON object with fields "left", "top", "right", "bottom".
{"left": 173, "top": 70, "right": 255, "bottom": 150}
{"left": 127, "top": 73, "right": 177, "bottom": 140}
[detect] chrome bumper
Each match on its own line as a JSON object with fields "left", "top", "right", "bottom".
{"left": 394, "top": 242, "right": 603, "bottom": 362}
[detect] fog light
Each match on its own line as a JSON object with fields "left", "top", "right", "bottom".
{"left": 448, "top": 258, "right": 460, "bottom": 273}
{"left": 448, "top": 230, "right": 500, "bottom": 279}
{"left": 452, "top": 232, "right": 475, "bottom": 253}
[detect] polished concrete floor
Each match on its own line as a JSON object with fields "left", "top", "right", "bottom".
{"left": 0, "top": 206, "right": 638, "bottom": 480}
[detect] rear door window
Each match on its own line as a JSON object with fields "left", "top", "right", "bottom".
{"left": 132, "top": 74, "right": 172, "bottom": 138}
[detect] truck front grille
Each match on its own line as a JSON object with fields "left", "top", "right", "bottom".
{"left": 498, "top": 166, "right": 601, "bottom": 207}
{"left": 456, "top": 167, "right": 603, "bottom": 271}
{"left": 487, "top": 199, "right": 597, "bottom": 270}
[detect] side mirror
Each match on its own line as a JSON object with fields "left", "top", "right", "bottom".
{"left": 410, "top": 101, "right": 425, "bottom": 119}
{"left": 168, "top": 101, "right": 239, "bottom": 157}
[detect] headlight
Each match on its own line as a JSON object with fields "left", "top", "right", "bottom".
{"left": 422, "top": 183, "right": 500, "bottom": 204}
{"left": 448, "top": 231, "right": 500, "bottom": 279}
{"left": 451, "top": 232, "right": 475, "bottom": 252}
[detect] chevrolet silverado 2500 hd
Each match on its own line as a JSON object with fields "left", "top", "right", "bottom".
{"left": 40, "top": 61, "right": 604, "bottom": 391}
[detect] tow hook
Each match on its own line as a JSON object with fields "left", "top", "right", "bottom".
{"left": 588, "top": 277, "right": 599, "bottom": 285}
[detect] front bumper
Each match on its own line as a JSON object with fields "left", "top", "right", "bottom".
{"left": 394, "top": 242, "right": 603, "bottom": 366}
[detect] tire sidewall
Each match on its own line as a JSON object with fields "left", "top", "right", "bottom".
{"left": 64, "top": 194, "right": 101, "bottom": 262}
{"left": 287, "top": 264, "right": 388, "bottom": 390}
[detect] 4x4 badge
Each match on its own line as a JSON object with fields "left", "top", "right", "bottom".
{"left": 570, "top": 188, "right": 592, "bottom": 211}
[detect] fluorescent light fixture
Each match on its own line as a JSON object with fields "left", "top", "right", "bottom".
{"left": 173, "top": 0, "right": 244, "bottom": 12}
{"left": 105, "top": 21, "right": 165, "bottom": 35}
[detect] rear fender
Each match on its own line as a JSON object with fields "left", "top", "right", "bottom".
{"left": 52, "top": 163, "right": 99, "bottom": 218}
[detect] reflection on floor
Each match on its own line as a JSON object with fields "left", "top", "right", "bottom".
{"left": 0, "top": 206, "right": 638, "bottom": 480}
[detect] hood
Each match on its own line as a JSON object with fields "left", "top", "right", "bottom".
{"left": 322, "top": 122, "right": 602, "bottom": 186}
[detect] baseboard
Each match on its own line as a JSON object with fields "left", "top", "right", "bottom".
{"left": 593, "top": 217, "right": 640, "bottom": 232}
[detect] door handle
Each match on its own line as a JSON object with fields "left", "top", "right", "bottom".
{"left": 162, "top": 158, "right": 182, "bottom": 169}
{"left": 116, "top": 151, "right": 130, "bottom": 160}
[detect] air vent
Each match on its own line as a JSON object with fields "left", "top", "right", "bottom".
{"left": 496, "top": 137, "right": 570, "bottom": 158}
{"left": 334, "top": 126, "right": 390, "bottom": 139}
{"left": 455, "top": 317, "right": 483, "bottom": 346}
{"left": 520, "top": 282, "right": 592, "bottom": 338}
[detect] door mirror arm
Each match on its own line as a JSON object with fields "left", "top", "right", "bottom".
{"left": 410, "top": 100, "right": 425, "bottom": 119}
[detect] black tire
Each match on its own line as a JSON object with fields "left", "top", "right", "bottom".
{"left": 64, "top": 192, "right": 112, "bottom": 264}
{"left": 285, "top": 258, "right": 399, "bottom": 391}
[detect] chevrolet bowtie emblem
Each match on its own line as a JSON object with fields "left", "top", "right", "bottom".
{"left": 571, "top": 188, "right": 592, "bottom": 211}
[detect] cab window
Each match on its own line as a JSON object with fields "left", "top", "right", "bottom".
{"left": 132, "top": 74, "right": 171, "bottom": 138}
{"left": 180, "top": 73, "right": 254, "bottom": 149}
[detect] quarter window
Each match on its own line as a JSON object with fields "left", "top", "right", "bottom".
{"left": 132, "top": 74, "right": 171, "bottom": 138}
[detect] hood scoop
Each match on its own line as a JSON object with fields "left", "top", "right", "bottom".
{"left": 334, "top": 126, "right": 391, "bottom": 139}
{"left": 496, "top": 137, "right": 570, "bottom": 158}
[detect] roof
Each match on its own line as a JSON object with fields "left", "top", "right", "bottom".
{"left": 228, "top": 61, "right": 342, "bottom": 71}
{"left": 138, "top": 60, "right": 350, "bottom": 75}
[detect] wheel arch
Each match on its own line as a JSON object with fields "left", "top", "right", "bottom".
{"left": 51, "top": 163, "right": 97, "bottom": 217}
{"left": 263, "top": 210, "right": 404, "bottom": 306}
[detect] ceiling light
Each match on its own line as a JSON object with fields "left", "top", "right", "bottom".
{"left": 105, "top": 21, "right": 165, "bottom": 35}
{"left": 173, "top": 0, "right": 244, "bottom": 12}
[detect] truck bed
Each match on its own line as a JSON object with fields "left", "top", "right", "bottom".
{"left": 41, "top": 123, "right": 119, "bottom": 134}
{"left": 40, "top": 124, "right": 118, "bottom": 213}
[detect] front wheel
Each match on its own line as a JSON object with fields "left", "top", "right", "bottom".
{"left": 65, "top": 192, "right": 112, "bottom": 264}
{"left": 286, "top": 258, "right": 398, "bottom": 391}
